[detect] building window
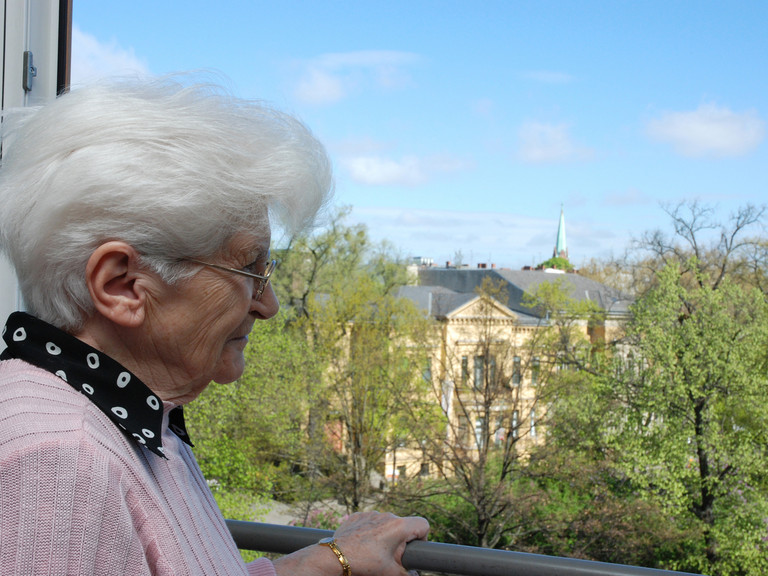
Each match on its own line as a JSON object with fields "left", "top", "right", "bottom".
{"left": 458, "top": 415, "right": 470, "bottom": 446}
{"left": 397, "top": 465, "right": 407, "bottom": 480}
{"left": 461, "top": 356, "right": 469, "bottom": 384}
{"left": 511, "top": 410, "right": 519, "bottom": 439}
{"left": 474, "top": 356, "right": 484, "bottom": 390}
{"left": 475, "top": 416, "right": 486, "bottom": 449}
{"left": 530, "top": 408, "right": 536, "bottom": 437}
{"left": 440, "top": 379, "right": 454, "bottom": 414}
{"left": 494, "top": 416, "right": 505, "bottom": 446}
{"left": 531, "top": 357, "right": 540, "bottom": 386}
{"left": 422, "top": 358, "right": 432, "bottom": 383}
{"left": 473, "top": 355, "right": 496, "bottom": 390}
{"left": 419, "top": 463, "right": 430, "bottom": 477}
{"left": 511, "top": 356, "right": 521, "bottom": 386}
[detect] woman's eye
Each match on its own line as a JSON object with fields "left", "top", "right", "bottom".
{"left": 243, "top": 260, "right": 264, "bottom": 274}
{"left": 242, "top": 251, "right": 270, "bottom": 274}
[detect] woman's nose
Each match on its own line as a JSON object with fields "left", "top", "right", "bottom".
{"left": 251, "top": 281, "right": 279, "bottom": 319}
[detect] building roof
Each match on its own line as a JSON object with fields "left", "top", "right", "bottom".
{"left": 398, "top": 283, "right": 544, "bottom": 325}
{"left": 414, "top": 268, "right": 631, "bottom": 319}
{"left": 397, "top": 285, "right": 475, "bottom": 317}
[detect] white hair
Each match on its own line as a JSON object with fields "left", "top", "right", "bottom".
{"left": 0, "top": 76, "right": 332, "bottom": 331}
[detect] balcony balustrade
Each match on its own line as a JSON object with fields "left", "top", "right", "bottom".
{"left": 226, "top": 520, "right": 704, "bottom": 576}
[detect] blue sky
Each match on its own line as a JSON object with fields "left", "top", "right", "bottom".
{"left": 71, "top": 1, "right": 768, "bottom": 269}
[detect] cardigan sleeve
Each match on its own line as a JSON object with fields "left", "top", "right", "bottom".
{"left": 247, "top": 558, "right": 278, "bottom": 576}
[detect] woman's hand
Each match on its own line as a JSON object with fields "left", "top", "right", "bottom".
{"left": 333, "top": 511, "right": 429, "bottom": 576}
{"left": 270, "top": 511, "right": 429, "bottom": 576}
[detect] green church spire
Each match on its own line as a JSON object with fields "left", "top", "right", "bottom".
{"left": 554, "top": 204, "right": 568, "bottom": 259}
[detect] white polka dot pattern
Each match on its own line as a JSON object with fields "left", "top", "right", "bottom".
{"left": 0, "top": 312, "right": 194, "bottom": 459}
{"left": 111, "top": 406, "right": 128, "bottom": 419}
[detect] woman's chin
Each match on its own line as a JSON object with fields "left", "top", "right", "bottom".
{"left": 211, "top": 350, "right": 246, "bottom": 384}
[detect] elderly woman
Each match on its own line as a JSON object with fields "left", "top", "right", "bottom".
{"left": 0, "top": 78, "right": 428, "bottom": 575}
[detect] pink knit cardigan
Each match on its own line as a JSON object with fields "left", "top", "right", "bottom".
{"left": 0, "top": 359, "right": 277, "bottom": 576}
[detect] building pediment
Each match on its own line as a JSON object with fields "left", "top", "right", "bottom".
{"left": 446, "top": 296, "right": 518, "bottom": 323}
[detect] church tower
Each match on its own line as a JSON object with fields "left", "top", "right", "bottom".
{"left": 553, "top": 205, "right": 568, "bottom": 259}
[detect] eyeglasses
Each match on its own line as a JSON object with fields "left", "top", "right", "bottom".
{"left": 186, "top": 257, "right": 277, "bottom": 300}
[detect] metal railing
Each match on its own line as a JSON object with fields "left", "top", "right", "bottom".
{"left": 226, "top": 520, "right": 703, "bottom": 576}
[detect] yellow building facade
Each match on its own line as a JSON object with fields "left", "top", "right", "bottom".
{"left": 386, "top": 267, "right": 629, "bottom": 483}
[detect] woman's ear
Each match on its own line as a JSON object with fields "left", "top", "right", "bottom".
{"left": 85, "top": 241, "right": 148, "bottom": 327}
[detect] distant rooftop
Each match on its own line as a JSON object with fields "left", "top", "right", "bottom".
{"left": 411, "top": 267, "right": 631, "bottom": 319}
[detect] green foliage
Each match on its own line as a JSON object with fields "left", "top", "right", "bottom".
{"left": 289, "top": 508, "right": 348, "bottom": 530}
{"left": 302, "top": 256, "right": 432, "bottom": 512}
{"left": 390, "top": 484, "right": 484, "bottom": 547}
{"left": 537, "top": 256, "right": 574, "bottom": 271}
{"left": 537, "top": 207, "right": 768, "bottom": 574}
{"left": 523, "top": 276, "right": 604, "bottom": 326}
{"left": 513, "top": 450, "right": 694, "bottom": 567}
{"left": 270, "top": 206, "right": 433, "bottom": 513}
{"left": 272, "top": 206, "right": 389, "bottom": 313}
{"left": 185, "top": 200, "right": 768, "bottom": 573}
{"left": 187, "top": 307, "right": 319, "bottom": 501}
{"left": 513, "top": 244, "right": 768, "bottom": 573}
{"left": 208, "top": 484, "right": 268, "bottom": 563}
{"left": 392, "top": 277, "right": 597, "bottom": 550}
{"left": 589, "top": 262, "right": 768, "bottom": 575}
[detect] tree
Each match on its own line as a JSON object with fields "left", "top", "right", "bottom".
{"left": 578, "top": 254, "right": 637, "bottom": 295}
{"left": 307, "top": 274, "right": 431, "bottom": 512}
{"left": 520, "top": 346, "right": 694, "bottom": 568}
{"left": 602, "top": 263, "right": 768, "bottom": 575}
{"left": 186, "top": 308, "right": 319, "bottom": 508}
{"left": 580, "top": 201, "right": 766, "bottom": 298}
{"left": 271, "top": 207, "right": 431, "bottom": 515}
{"left": 632, "top": 200, "right": 765, "bottom": 293}
{"left": 512, "top": 446, "right": 692, "bottom": 567}
{"left": 271, "top": 205, "right": 370, "bottom": 316}
{"left": 389, "top": 277, "right": 601, "bottom": 549}
{"left": 537, "top": 203, "right": 768, "bottom": 573}
{"left": 190, "top": 208, "right": 431, "bottom": 521}
{"left": 537, "top": 256, "right": 574, "bottom": 271}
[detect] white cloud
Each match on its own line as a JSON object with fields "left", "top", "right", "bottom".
{"left": 343, "top": 156, "right": 425, "bottom": 186}
{"left": 293, "top": 50, "right": 421, "bottom": 105}
{"left": 332, "top": 137, "right": 392, "bottom": 156}
{"left": 647, "top": 103, "right": 765, "bottom": 158}
{"left": 340, "top": 154, "right": 469, "bottom": 186}
{"left": 70, "top": 25, "right": 149, "bottom": 85}
{"left": 518, "top": 122, "right": 594, "bottom": 163}
{"left": 294, "top": 69, "right": 345, "bottom": 105}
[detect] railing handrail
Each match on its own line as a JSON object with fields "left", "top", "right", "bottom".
{"left": 226, "top": 520, "right": 704, "bottom": 576}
